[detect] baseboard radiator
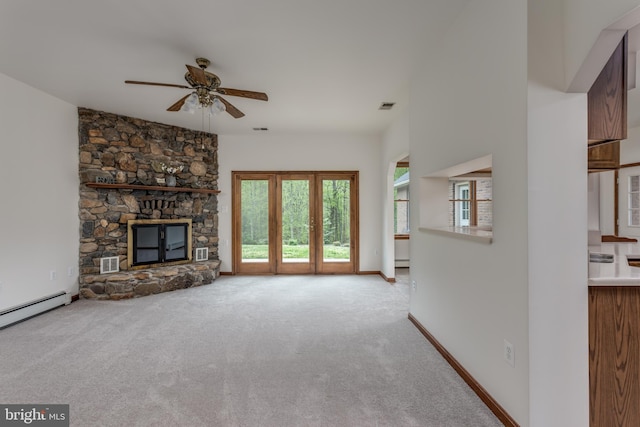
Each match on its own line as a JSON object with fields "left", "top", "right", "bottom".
{"left": 0, "top": 292, "right": 69, "bottom": 329}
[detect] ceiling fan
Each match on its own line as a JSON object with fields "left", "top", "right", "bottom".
{"left": 125, "top": 57, "right": 268, "bottom": 118}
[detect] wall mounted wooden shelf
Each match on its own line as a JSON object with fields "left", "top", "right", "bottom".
{"left": 85, "top": 182, "right": 220, "bottom": 194}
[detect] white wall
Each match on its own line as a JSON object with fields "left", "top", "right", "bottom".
{"left": 528, "top": 52, "right": 590, "bottom": 427}
{"left": 408, "top": 1, "right": 529, "bottom": 424}
{"left": 0, "top": 73, "right": 79, "bottom": 312}
{"left": 621, "top": 125, "right": 640, "bottom": 163}
{"left": 394, "top": 240, "right": 409, "bottom": 267}
{"left": 380, "top": 112, "right": 410, "bottom": 279}
{"left": 598, "top": 170, "right": 616, "bottom": 236}
{"left": 588, "top": 173, "right": 601, "bottom": 231}
{"left": 527, "top": 86, "right": 589, "bottom": 427}
{"left": 217, "top": 133, "right": 382, "bottom": 273}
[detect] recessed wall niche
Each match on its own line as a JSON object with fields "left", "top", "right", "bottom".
{"left": 419, "top": 154, "right": 493, "bottom": 243}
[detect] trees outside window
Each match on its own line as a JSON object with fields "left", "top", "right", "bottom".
{"left": 394, "top": 164, "right": 410, "bottom": 235}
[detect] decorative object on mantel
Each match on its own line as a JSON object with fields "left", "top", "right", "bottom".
{"left": 160, "top": 163, "right": 183, "bottom": 187}
{"left": 95, "top": 175, "right": 115, "bottom": 184}
{"left": 115, "top": 170, "right": 127, "bottom": 184}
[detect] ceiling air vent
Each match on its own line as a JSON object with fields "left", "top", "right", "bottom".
{"left": 195, "top": 247, "right": 209, "bottom": 262}
{"left": 100, "top": 256, "right": 120, "bottom": 274}
{"left": 379, "top": 102, "right": 395, "bottom": 110}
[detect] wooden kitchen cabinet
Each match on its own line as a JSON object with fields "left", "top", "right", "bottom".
{"left": 588, "top": 140, "right": 619, "bottom": 171}
{"left": 589, "top": 286, "right": 640, "bottom": 427}
{"left": 588, "top": 34, "right": 627, "bottom": 146}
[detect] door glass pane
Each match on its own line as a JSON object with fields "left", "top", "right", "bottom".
{"left": 134, "top": 225, "right": 160, "bottom": 264}
{"left": 322, "top": 179, "right": 350, "bottom": 262}
{"left": 281, "top": 180, "right": 310, "bottom": 262}
{"left": 241, "top": 180, "right": 270, "bottom": 262}
{"left": 165, "top": 224, "right": 187, "bottom": 261}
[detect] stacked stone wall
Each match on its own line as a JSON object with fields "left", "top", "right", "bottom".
{"left": 77, "top": 108, "right": 219, "bottom": 299}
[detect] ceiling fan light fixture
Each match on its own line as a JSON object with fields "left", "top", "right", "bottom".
{"left": 180, "top": 92, "right": 199, "bottom": 113}
{"left": 126, "top": 57, "right": 267, "bottom": 119}
{"left": 209, "top": 97, "right": 226, "bottom": 116}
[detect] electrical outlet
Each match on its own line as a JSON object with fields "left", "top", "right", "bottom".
{"left": 67, "top": 266, "right": 74, "bottom": 277}
{"left": 411, "top": 280, "right": 417, "bottom": 291}
{"left": 504, "top": 339, "right": 515, "bottom": 367}
{"left": 50, "top": 270, "right": 57, "bottom": 281}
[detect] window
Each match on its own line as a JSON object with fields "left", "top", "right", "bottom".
{"left": 394, "top": 163, "right": 410, "bottom": 235}
{"left": 455, "top": 182, "right": 470, "bottom": 226}
{"left": 629, "top": 175, "right": 640, "bottom": 226}
{"left": 448, "top": 177, "right": 492, "bottom": 228}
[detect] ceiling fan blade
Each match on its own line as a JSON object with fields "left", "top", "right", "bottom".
{"left": 167, "top": 94, "right": 191, "bottom": 112}
{"left": 217, "top": 88, "right": 268, "bottom": 101}
{"left": 217, "top": 96, "right": 245, "bottom": 118}
{"left": 125, "top": 80, "right": 190, "bottom": 89}
{"left": 185, "top": 64, "right": 209, "bottom": 86}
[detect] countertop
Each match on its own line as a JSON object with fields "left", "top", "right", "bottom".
{"left": 589, "top": 242, "right": 640, "bottom": 285}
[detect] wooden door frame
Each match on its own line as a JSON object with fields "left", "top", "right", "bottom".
{"left": 315, "top": 171, "right": 359, "bottom": 274}
{"left": 232, "top": 172, "right": 276, "bottom": 274}
{"left": 276, "top": 173, "right": 317, "bottom": 274}
{"left": 231, "top": 171, "right": 359, "bottom": 275}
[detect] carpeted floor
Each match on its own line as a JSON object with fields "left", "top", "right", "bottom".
{"left": 0, "top": 271, "right": 502, "bottom": 427}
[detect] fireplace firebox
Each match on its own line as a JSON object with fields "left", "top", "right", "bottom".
{"left": 127, "top": 219, "right": 192, "bottom": 268}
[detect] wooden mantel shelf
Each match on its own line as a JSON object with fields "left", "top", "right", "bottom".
{"left": 85, "top": 182, "right": 220, "bottom": 194}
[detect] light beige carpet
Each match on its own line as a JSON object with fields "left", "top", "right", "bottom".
{"left": 0, "top": 272, "right": 501, "bottom": 427}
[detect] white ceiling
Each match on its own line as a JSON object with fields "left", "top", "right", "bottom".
{"left": 0, "top": 0, "right": 467, "bottom": 135}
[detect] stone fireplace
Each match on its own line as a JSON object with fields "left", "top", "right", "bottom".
{"left": 77, "top": 108, "right": 220, "bottom": 300}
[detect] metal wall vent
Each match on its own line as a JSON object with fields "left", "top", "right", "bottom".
{"left": 379, "top": 102, "right": 395, "bottom": 110}
{"left": 100, "top": 256, "right": 120, "bottom": 274}
{"left": 195, "top": 247, "right": 209, "bottom": 262}
{"left": 252, "top": 127, "right": 269, "bottom": 131}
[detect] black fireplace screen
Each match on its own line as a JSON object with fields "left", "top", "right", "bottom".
{"left": 131, "top": 223, "right": 189, "bottom": 266}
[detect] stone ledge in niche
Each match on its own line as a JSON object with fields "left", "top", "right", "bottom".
{"left": 80, "top": 260, "right": 221, "bottom": 300}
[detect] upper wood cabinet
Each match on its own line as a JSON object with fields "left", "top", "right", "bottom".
{"left": 588, "top": 33, "right": 628, "bottom": 146}
{"left": 588, "top": 140, "right": 620, "bottom": 171}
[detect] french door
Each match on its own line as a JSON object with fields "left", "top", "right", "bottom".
{"left": 232, "top": 171, "right": 358, "bottom": 274}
